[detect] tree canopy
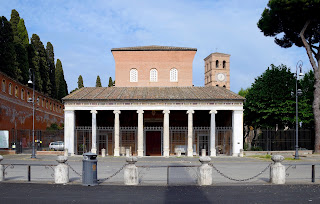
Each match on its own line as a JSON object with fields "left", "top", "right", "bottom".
{"left": 78, "top": 75, "right": 84, "bottom": 89}
{"left": 258, "top": 0, "right": 320, "bottom": 152}
{"left": 96, "top": 75, "right": 102, "bottom": 87}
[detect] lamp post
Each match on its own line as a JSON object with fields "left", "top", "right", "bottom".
{"left": 28, "top": 68, "right": 36, "bottom": 159}
{"left": 294, "top": 61, "right": 304, "bottom": 160}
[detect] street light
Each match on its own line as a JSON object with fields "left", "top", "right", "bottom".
{"left": 28, "top": 68, "right": 36, "bottom": 159}
{"left": 294, "top": 60, "right": 304, "bottom": 160}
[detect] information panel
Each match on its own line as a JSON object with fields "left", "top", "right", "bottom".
{"left": 0, "top": 130, "right": 9, "bottom": 148}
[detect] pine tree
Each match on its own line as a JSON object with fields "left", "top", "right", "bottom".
{"left": 78, "top": 75, "right": 84, "bottom": 89}
{"left": 108, "top": 77, "right": 114, "bottom": 87}
{"left": 31, "top": 34, "right": 50, "bottom": 94}
{"left": 46, "top": 42, "right": 56, "bottom": 98}
{"left": 0, "top": 16, "right": 17, "bottom": 79}
{"left": 96, "top": 75, "right": 102, "bottom": 87}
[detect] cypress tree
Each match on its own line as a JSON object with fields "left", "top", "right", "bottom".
{"left": 15, "top": 18, "right": 29, "bottom": 84}
{"left": 78, "top": 75, "right": 84, "bottom": 89}
{"left": 10, "top": 9, "right": 20, "bottom": 42}
{"left": 17, "top": 18, "right": 29, "bottom": 46}
{"left": 96, "top": 75, "right": 102, "bottom": 87}
{"left": 46, "top": 42, "right": 56, "bottom": 98}
{"left": 108, "top": 77, "right": 114, "bottom": 87}
{"left": 55, "top": 59, "right": 68, "bottom": 100}
{"left": 0, "top": 16, "right": 17, "bottom": 79}
{"left": 31, "top": 34, "right": 50, "bottom": 94}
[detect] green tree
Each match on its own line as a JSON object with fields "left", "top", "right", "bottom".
{"left": 244, "top": 64, "right": 296, "bottom": 129}
{"left": 10, "top": 9, "right": 20, "bottom": 42}
{"left": 108, "top": 76, "right": 114, "bottom": 87}
{"left": 15, "top": 18, "right": 29, "bottom": 84}
{"left": 78, "top": 75, "right": 84, "bottom": 89}
{"left": 46, "top": 42, "right": 56, "bottom": 98}
{"left": 0, "top": 16, "right": 17, "bottom": 79}
{"left": 96, "top": 75, "right": 102, "bottom": 87}
{"left": 300, "top": 70, "right": 315, "bottom": 129}
{"left": 31, "top": 34, "right": 50, "bottom": 94}
{"left": 17, "top": 18, "right": 29, "bottom": 46}
{"left": 238, "top": 88, "right": 250, "bottom": 98}
{"left": 258, "top": 0, "right": 320, "bottom": 152}
{"left": 55, "top": 59, "right": 67, "bottom": 100}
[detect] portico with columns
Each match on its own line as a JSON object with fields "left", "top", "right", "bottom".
{"left": 63, "top": 87, "right": 244, "bottom": 157}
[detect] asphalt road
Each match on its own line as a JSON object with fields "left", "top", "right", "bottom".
{"left": 0, "top": 183, "right": 320, "bottom": 203}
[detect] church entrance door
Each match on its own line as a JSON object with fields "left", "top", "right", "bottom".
{"left": 146, "top": 131, "right": 161, "bottom": 156}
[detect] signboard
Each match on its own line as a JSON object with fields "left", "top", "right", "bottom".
{"left": 0, "top": 130, "right": 9, "bottom": 148}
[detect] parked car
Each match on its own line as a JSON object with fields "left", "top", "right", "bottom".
{"left": 49, "top": 141, "right": 64, "bottom": 151}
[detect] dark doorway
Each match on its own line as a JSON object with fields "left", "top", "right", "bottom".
{"left": 146, "top": 131, "right": 161, "bottom": 156}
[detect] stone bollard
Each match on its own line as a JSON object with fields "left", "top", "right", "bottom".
{"left": 239, "top": 149, "right": 244, "bottom": 157}
{"left": 125, "top": 149, "right": 130, "bottom": 157}
{"left": 55, "top": 156, "right": 69, "bottom": 184}
{"left": 201, "top": 149, "right": 206, "bottom": 157}
{"left": 198, "top": 156, "right": 213, "bottom": 186}
{"left": 124, "top": 157, "right": 138, "bottom": 185}
{"left": 176, "top": 150, "right": 181, "bottom": 157}
{"left": 64, "top": 148, "right": 68, "bottom": 157}
{"left": 0, "top": 155, "right": 3, "bottom": 181}
{"left": 101, "top": 149, "right": 106, "bottom": 157}
{"left": 270, "top": 155, "right": 285, "bottom": 184}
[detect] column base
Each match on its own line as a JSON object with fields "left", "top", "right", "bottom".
{"left": 137, "top": 150, "right": 144, "bottom": 157}
{"left": 114, "top": 149, "right": 120, "bottom": 157}
{"left": 210, "top": 148, "right": 216, "bottom": 157}
{"left": 187, "top": 149, "right": 193, "bottom": 157}
{"left": 91, "top": 148, "right": 97, "bottom": 154}
{"left": 232, "top": 153, "right": 239, "bottom": 157}
{"left": 163, "top": 149, "right": 169, "bottom": 157}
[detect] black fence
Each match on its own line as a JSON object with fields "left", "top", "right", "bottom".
{"left": 9, "top": 129, "right": 64, "bottom": 153}
{"left": 248, "top": 129, "right": 314, "bottom": 151}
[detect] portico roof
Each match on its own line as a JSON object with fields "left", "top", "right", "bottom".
{"left": 63, "top": 87, "right": 244, "bottom": 101}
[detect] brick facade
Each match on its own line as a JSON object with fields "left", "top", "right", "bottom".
{"left": 112, "top": 46, "right": 196, "bottom": 87}
{"left": 0, "top": 71, "right": 64, "bottom": 132}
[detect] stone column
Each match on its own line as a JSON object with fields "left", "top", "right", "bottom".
{"left": 137, "top": 110, "right": 144, "bottom": 157}
{"left": 232, "top": 110, "right": 244, "bottom": 156}
{"left": 198, "top": 156, "right": 212, "bottom": 186}
{"left": 113, "top": 110, "right": 121, "bottom": 156}
{"left": 54, "top": 156, "right": 69, "bottom": 184}
{"left": 90, "top": 110, "right": 98, "bottom": 154}
{"left": 124, "top": 157, "right": 139, "bottom": 185}
{"left": 64, "top": 110, "right": 75, "bottom": 156}
{"left": 163, "top": 110, "right": 170, "bottom": 157}
{"left": 0, "top": 155, "right": 3, "bottom": 181}
{"left": 187, "top": 110, "right": 195, "bottom": 157}
{"left": 209, "top": 110, "right": 217, "bottom": 157}
{"left": 270, "top": 155, "right": 285, "bottom": 184}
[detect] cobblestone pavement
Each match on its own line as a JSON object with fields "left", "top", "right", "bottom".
{"left": 1, "top": 154, "right": 320, "bottom": 185}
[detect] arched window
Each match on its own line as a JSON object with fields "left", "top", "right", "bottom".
{"left": 27, "top": 91, "right": 30, "bottom": 100}
{"left": 210, "top": 62, "right": 212, "bottom": 70}
{"left": 37, "top": 97, "right": 40, "bottom": 106}
{"left": 150, "top": 68, "right": 158, "bottom": 82}
{"left": 170, "top": 68, "right": 178, "bottom": 82}
{"left": 46, "top": 100, "right": 48, "bottom": 109}
{"left": 223, "top": 85, "right": 226, "bottom": 88}
{"left": 223, "top": 61, "right": 226, "bottom": 68}
{"left": 216, "top": 60, "right": 219, "bottom": 68}
{"left": 2, "top": 79, "right": 5, "bottom": 92}
{"left": 21, "top": 89, "right": 25, "bottom": 100}
{"left": 50, "top": 102, "right": 52, "bottom": 110}
{"left": 8, "top": 83, "right": 12, "bottom": 95}
{"left": 216, "top": 84, "right": 219, "bottom": 87}
{"left": 42, "top": 99, "right": 45, "bottom": 107}
{"left": 15, "top": 86, "right": 18, "bottom": 98}
{"left": 130, "top": 68, "right": 138, "bottom": 82}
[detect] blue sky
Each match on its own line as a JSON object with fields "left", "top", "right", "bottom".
{"left": 0, "top": 0, "right": 312, "bottom": 93}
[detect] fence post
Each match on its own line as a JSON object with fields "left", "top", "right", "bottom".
{"left": 198, "top": 156, "right": 212, "bottom": 186}
{"left": 124, "top": 157, "right": 138, "bottom": 185}
{"left": 0, "top": 155, "right": 3, "bottom": 181}
{"left": 55, "top": 156, "right": 69, "bottom": 184}
{"left": 270, "top": 155, "right": 285, "bottom": 184}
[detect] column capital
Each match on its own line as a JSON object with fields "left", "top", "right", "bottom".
{"left": 163, "top": 110, "right": 170, "bottom": 114}
{"left": 113, "top": 110, "right": 121, "bottom": 114}
{"left": 210, "top": 110, "right": 218, "bottom": 114}
{"left": 186, "top": 110, "right": 195, "bottom": 114}
{"left": 137, "top": 110, "right": 144, "bottom": 114}
{"left": 90, "top": 110, "right": 98, "bottom": 114}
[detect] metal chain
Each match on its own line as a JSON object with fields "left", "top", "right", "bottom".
{"left": 66, "top": 163, "right": 82, "bottom": 177}
{"left": 209, "top": 163, "right": 272, "bottom": 182}
{"left": 99, "top": 164, "right": 127, "bottom": 182}
{"left": 286, "top": 164, "right": 297, "bottom": 177}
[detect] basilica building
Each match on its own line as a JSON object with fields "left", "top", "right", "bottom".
{"left": 63, "top": 46, "right": 244, "bottom": 157}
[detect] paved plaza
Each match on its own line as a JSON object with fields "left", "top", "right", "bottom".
{"left": 1, "top": 154, "right": 319, "bottom": 185}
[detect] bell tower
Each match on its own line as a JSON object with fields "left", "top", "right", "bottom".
{"left": 204, "top": 52, "right": 230, "bottom": 89}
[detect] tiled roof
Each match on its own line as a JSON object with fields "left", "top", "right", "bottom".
{"left": 63, "top": 87, "right": 244, "bottom": 101}
{"left": 111, "top": 45, "right": 197, "bottom": 51}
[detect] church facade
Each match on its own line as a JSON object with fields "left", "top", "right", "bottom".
{"left": 63, "top": 46, "right": 244, "bottom": 157}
